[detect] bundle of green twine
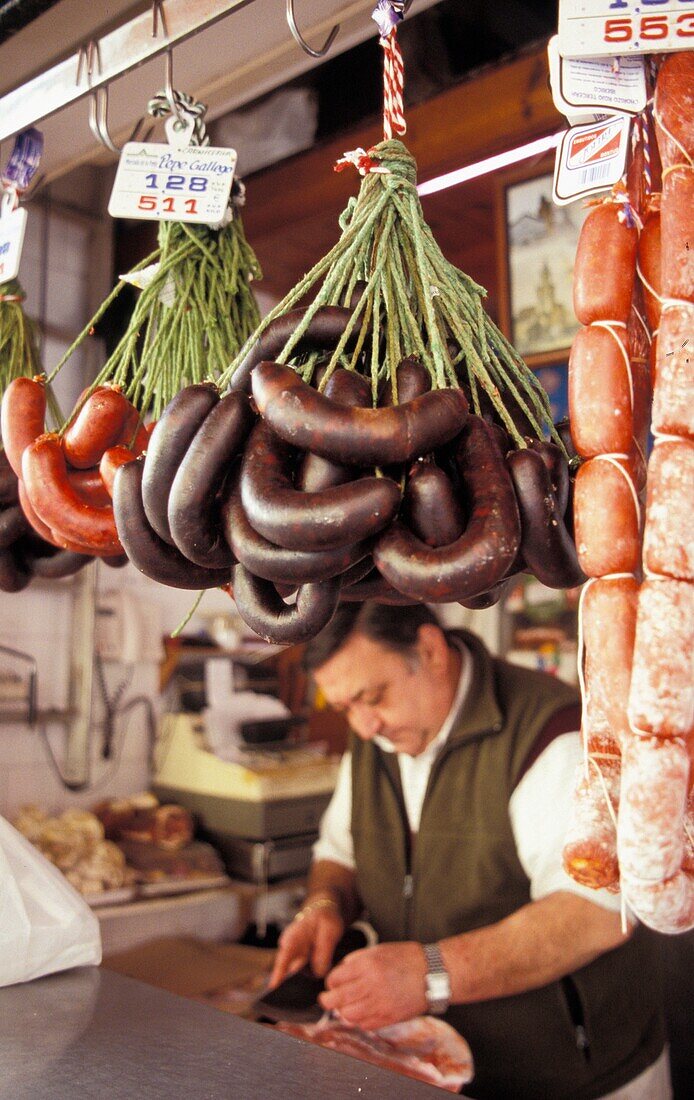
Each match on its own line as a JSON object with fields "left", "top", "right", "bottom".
{"left": 47, "top": 199, "right": 262, "bottom": 421}
{"left": 0, "top": 279, "right": 41, "bottom": 389}
{"left": 220, "top": 140, "right": 556, "bottom": 448}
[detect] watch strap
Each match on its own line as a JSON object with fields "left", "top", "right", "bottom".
{"left": 423, "top": 942, "right": 451, "bottom": 1015}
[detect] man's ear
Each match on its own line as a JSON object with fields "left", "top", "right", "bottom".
{"left": 416, "top": 624, "right": 449, "bottom": 673}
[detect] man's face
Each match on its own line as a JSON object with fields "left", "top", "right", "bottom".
{"left": 312, "top": 628, "right": 450, "bottom": 757}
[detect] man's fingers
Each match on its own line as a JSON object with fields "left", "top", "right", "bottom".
{"left": 311, "top": 921, "right": 342, "bottom": 978}
{"left": 269, "top": 935, "right": 308, "bottom": 989}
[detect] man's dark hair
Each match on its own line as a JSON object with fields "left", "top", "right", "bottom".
{"left": 303, "top": 602, "right": 442, "bottom": 673}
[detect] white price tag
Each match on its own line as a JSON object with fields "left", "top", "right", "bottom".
{"left": 558, "top": 0, "right": 694, "bottom": 58}
{"left": 548, "top": 35, "right": 646, "bottom": 121}
{"left": 108, "top": 143, "right": 237, "bottom": 224}
{"left": 0, "top": 207, "right": 27, "bottom": 282}
{"left": 553, "top": 114, "right": 631, "bottom": 204}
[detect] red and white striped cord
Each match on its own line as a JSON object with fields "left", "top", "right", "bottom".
{"left": 381, "top": 28, "right": 406, "bottom": 141}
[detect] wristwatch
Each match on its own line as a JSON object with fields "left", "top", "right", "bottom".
{"left": 423, "top": 942, "right": 451, "bottom": 1016}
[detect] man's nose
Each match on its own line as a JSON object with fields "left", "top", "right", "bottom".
{"left": 352, "top": 707, "right": 383, "bottom": 740}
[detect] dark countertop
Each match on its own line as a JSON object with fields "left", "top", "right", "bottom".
{"left": 0, "top": 966, "right": 448, "bottom": 1099}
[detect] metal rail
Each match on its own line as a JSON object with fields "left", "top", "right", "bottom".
{"left": 0, "top": 0, "right": 258, "bottom": 143}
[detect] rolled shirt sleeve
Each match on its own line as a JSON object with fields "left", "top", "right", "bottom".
{"left": 312, "top": 751, "right": 356, "bottom": 870}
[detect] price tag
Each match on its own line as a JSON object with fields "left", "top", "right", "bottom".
{"left": 108, "top": 143, "right": 237, "bottom": 224}
{"left": 0, "top": 207, "right": 27, "bottom": 282}
{"left": 553, "top": 114, "right": 631, "bottom": 204}
{"left": 548, "top": 35, "right": 646, "bottom": 121}
{"left": 558, "top": 0, "right": 694, "bottom": 58}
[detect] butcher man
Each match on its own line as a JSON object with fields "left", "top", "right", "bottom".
{"left": 269, "top": 602, "right": 669, "bottom": 1099}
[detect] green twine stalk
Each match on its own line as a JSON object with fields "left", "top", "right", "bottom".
{"left": 219, "top": 140, "right": 560, "bottom": 450}
{"left": 0, "top": 278, "right": 62, "bottom": 426}
{"left": 47, "top": 208, "right": 262, "bottom": 423}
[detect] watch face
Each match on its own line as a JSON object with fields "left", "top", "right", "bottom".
{"left": 427, "top": 973, "right": 451, "bottom": 1001}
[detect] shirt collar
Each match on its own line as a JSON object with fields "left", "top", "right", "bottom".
{"left": 373, "top": 640, "right": 471, "bottom": 758}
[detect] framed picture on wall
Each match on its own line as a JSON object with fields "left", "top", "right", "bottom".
{"left": 496, "top": 164, "right": 590, "bottom": 367}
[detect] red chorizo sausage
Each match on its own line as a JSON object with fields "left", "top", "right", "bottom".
{"left": 643, "top": 439, "right": 694, "bottom": 580}
{"left": 62, "top": 386, "right": 138, "bottom": 469}
{"left": 654, "top": 51, "right": 694, "bottom": 169}
{"left": 573, "top": 201, "right": 638, "bottom": 326}
{"left": 661, "top": 167, "right": 694, "bottom": 304}
{"left": 1, "top": 375, "right": 47, "bottom": 477}
{"left": 252, "top": 361, "right": 469, "bottom": 467}
{"left": 652, "top": 303, "right": 694, "bottom": 439}
{"left": 568, "top": 325, "right": 633, "bottom": 457}
{"left": 21, "top": 433, "right": 123, "bottom": 555}
{"left": 99, "top": 446, "right": 138, "bottom": 498}
{"left": 240, "top": 421, "right": 402, "bottom": 552}
{"left": 573, "top": 456, "right": 641, "bottom": 578}
{"left": 373, "top": 416, "right": 521, "bottom": 602}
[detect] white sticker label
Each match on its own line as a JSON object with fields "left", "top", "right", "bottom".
{"left": 553, "top": 114, "right": 631, "bottom": 204}
{"left": 548, "top": 35, "right": 646, "bottom": 120}
{"left": 108, "top": 143, "right": 237, "bottom": 224}
{"left": 0, "top": 207, "right": 27, "bottom": 282}
{"left": 558, "top": 0, "right": 694, "bottom": 58}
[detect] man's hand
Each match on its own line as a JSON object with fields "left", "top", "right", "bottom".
{"left": 269, "top": 900, "right": 345, "bottom": 989}
{"left": 319, "top": 942, "right": 428, "bottom": 1031}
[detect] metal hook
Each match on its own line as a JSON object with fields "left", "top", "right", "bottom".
{"left": 151, "top": 0, "right": 168, "bottom": 38}
{"left": 164, "top": 49, "right": 186, "bottom": 125}
{"left": 286, "top": 0, "right": 340, "bottom": 58}
{"left": 89, "top": 86, "right": 123, "bottom": 154}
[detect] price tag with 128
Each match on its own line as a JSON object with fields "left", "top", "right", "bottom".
{"left": 108, "top": 143, "right": 237, "bottom": 225}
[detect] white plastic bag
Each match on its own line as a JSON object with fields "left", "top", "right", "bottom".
{"left": 0, "top": 815, "right": 102, "bottom": 987}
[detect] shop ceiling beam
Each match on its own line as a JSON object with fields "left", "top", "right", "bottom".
{"left": 0, "top": 0, "right": 257, "bottom": 143}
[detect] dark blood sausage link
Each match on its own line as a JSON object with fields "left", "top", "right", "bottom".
{"left": 19, "top": 542, "right": 92, "bottom": 579}
{"left": 373, "top": 416, "right": 521, "bottom": 603}
{"left": 253, "top": 362, "right": 469, "bottom": 467}
{"left": 102, "top": 553, "right": 129, "bottom": 568}
{"left": 339, "top": 568, "right": 419, "bottom": 605}
{"left": 529, "top": 440, "right": 570, "bottom": 518}
{"left": 222, "top": 481, "right": 372, "bottom": 585}
{"left": 403, "top": 459, "right": 465, "bottom": 547}
{"left": 0, "top": 450, "right": 19, "bottom": 504}
{"left": 459, "top": 575, "right": 515, "bottom": 610}
{"left": 339, "top": 555, "right": 376, "bottom": 588}
{"left": 229, "top": 306, "right": 358, "bottom": 394}
{"left": 507, "top": 447, "right": 586, "bottom": 590}
{"left": 21, "top": 434, "right": 124, "bottom": 556}
{"left": 1, "top": 375, "right": 47, "bottom": 477}
{"left": 0, "top": 546, "right": 32, "bottom": 592}
{"left": 231, "top": 564, "right": 341, "bottom": 645}
{"left": 298, "top": 369, "right": 373, "bottom": 493}
{"left": 142, "top": 383, "right": 219, "bottom": 545}
{"left": 113, "top": 459, "right": 232, "bottom": 590}
{"left": 168, "top": 391, "right": 255, "bottom": 568}
{"left": 0, "top": 503, "right": 29, "bottom": 550}
{"left": 379, "top": 357, "right": 431, "bottom": 406}
{"left": 240, "top": 421, "right": 401, "bottom": 552}
{"left": 62, "top": 386, "right": 139, "bottom": 470}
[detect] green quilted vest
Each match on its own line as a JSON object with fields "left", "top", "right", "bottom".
{"left": 350, "top": 631, "right": 664, "bottom": 1099}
